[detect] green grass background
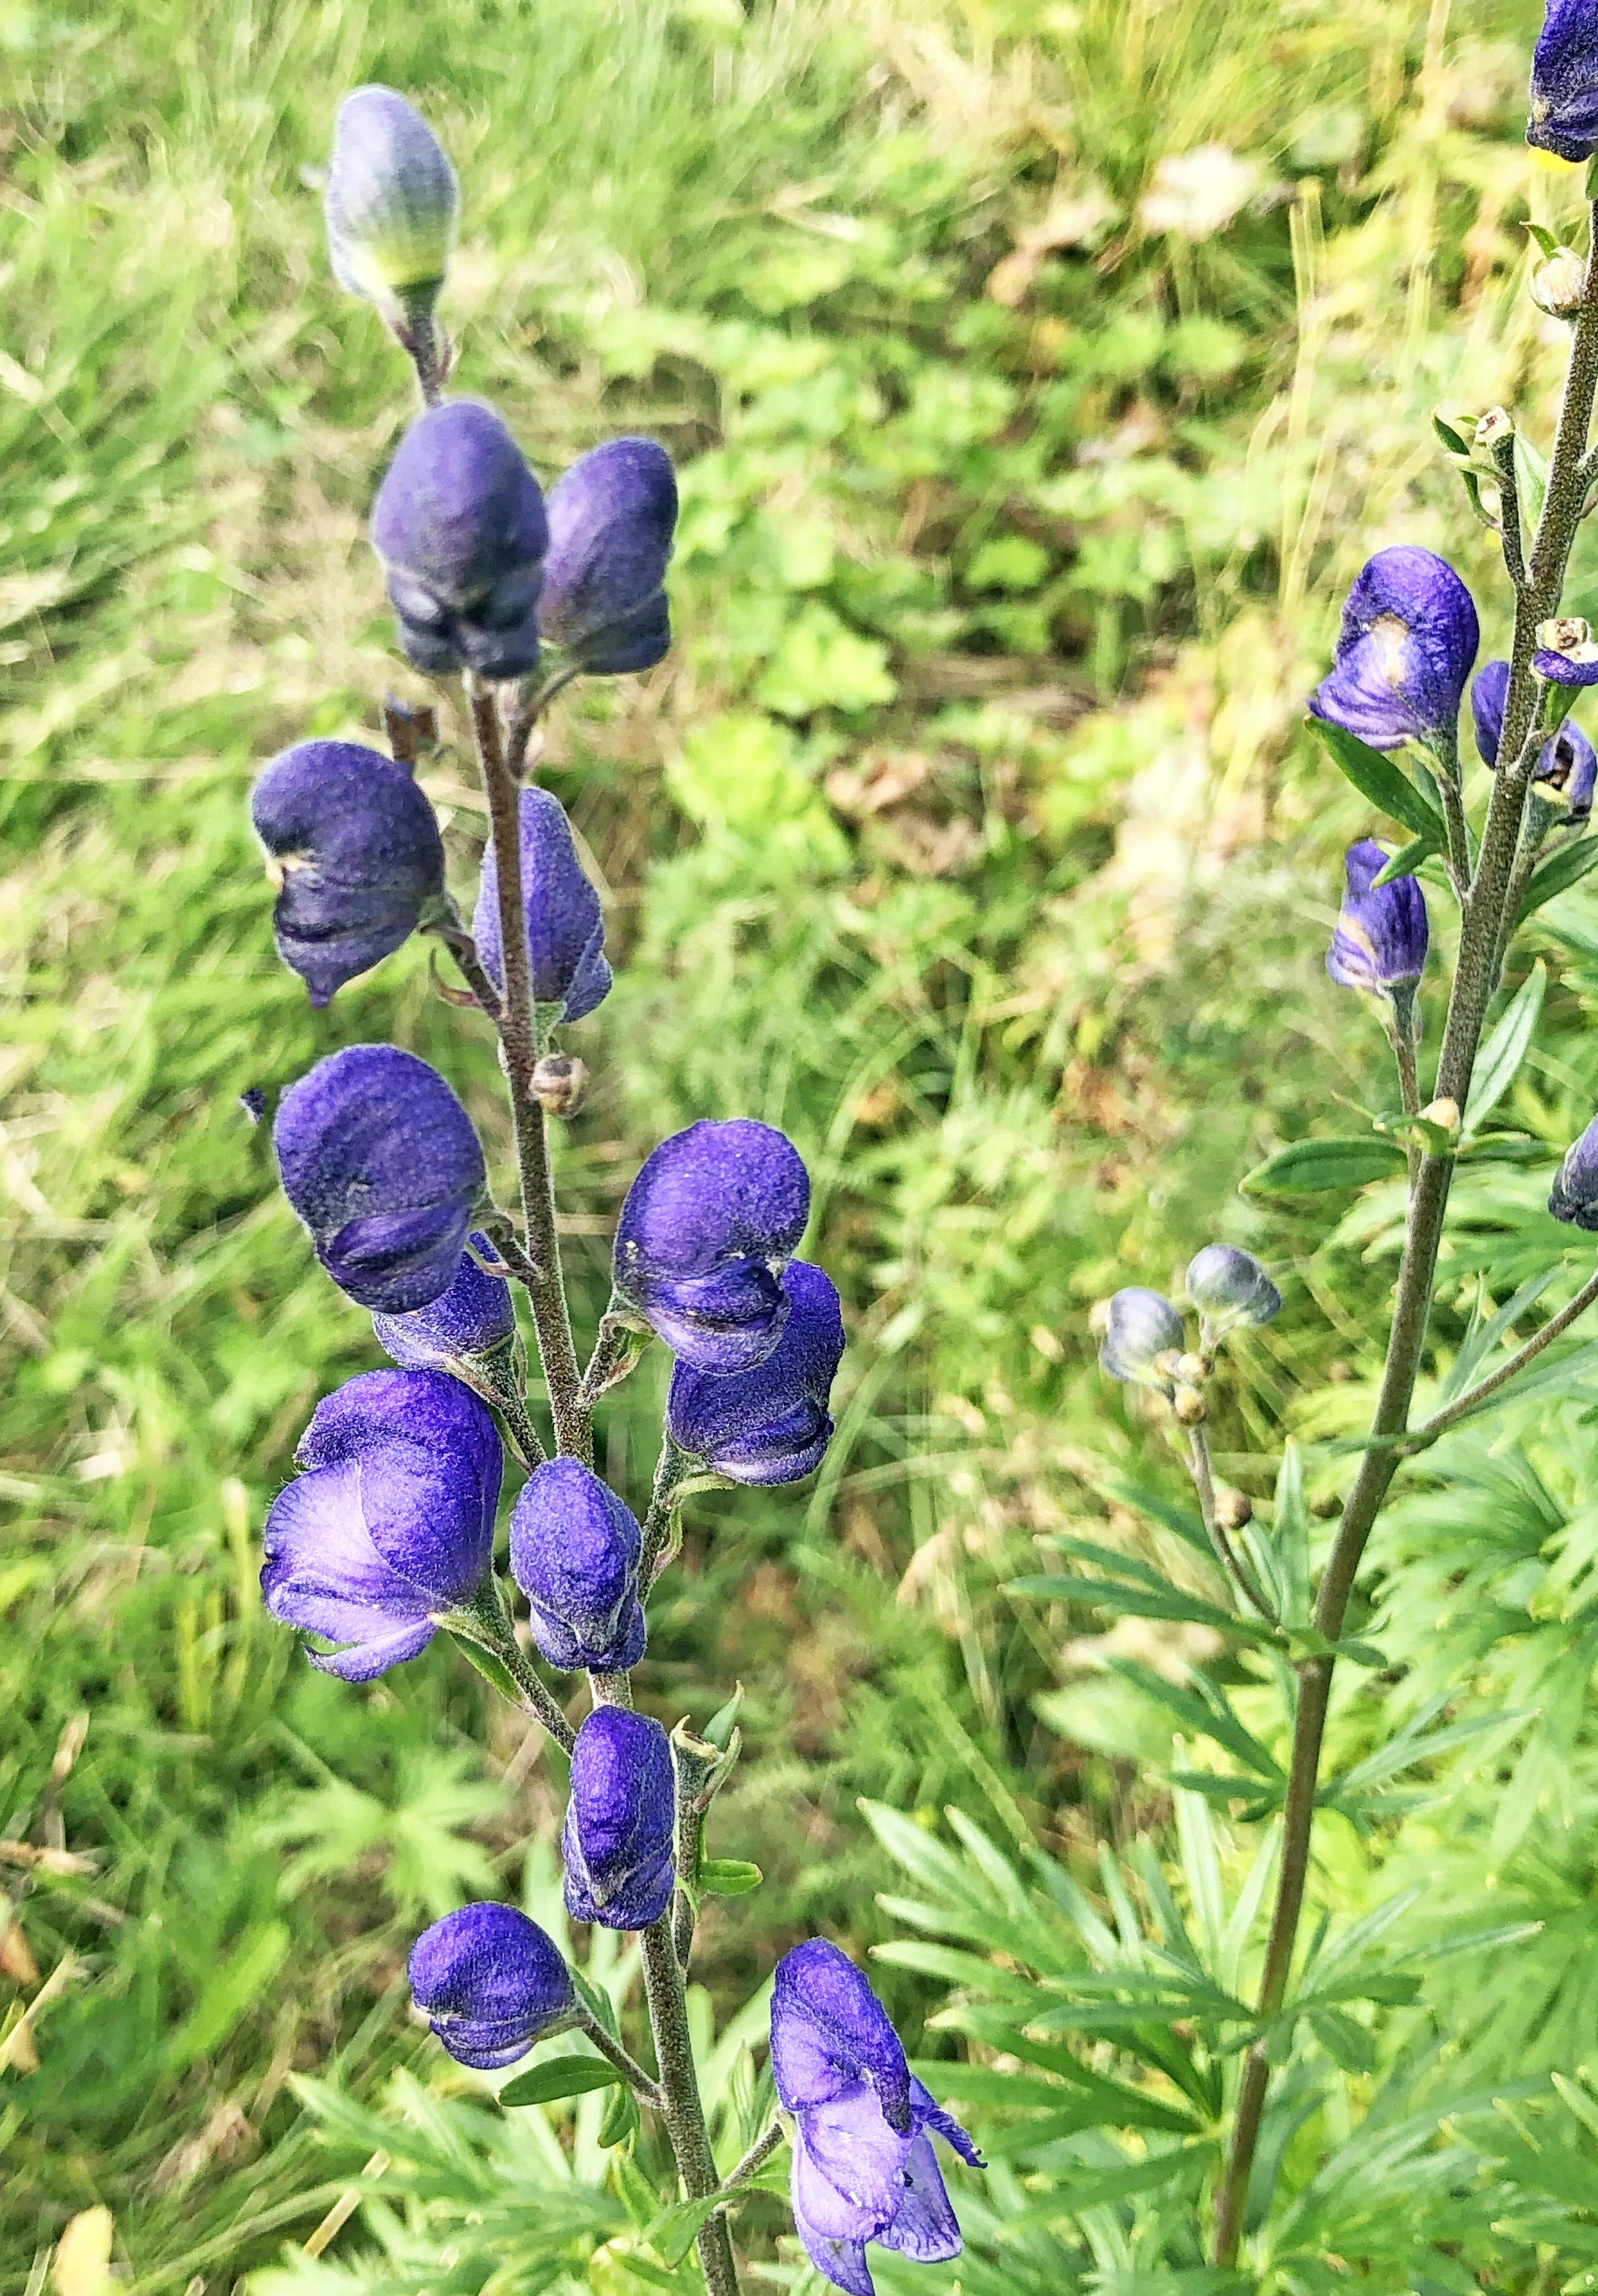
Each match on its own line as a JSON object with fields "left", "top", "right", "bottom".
{"left": 13, "top": 0, "right": 1598, "bottom": 2285}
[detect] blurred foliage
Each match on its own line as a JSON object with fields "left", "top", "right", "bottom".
{"left": 12, "top": 0, "right": 1598, "bottom": 2286}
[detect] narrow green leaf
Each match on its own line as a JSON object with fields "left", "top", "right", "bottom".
{"left": 645, "top": 2193, "right": 724, "bottom": 2268}
{"left": 1307, "top": 717, "right": 1447, "bottom": 838}
{"left": 598, "top": 2080, "right": 640, "bottom": 2150}
{"left": 1270, "top": 1442, "right": 1311, "bottom": 1630}
{"left": 1007, "top": 1575, "right": 1272, "bottom": 1642}
{"left": 1515, "top": 428, "right": 1550, "bottom": 528}
{"left": 1308, "top": 2005, "right": 1376, "bottom": 2073}
{"left": 698, "top": 1859, "right": 763, "bottom": 1896}
{"left": 1433, "top": 410, "right": 1474, "bottom": 458}
{"left": 499, "top": 2056, "right": 624, "bottom": 2108}
{"left": 1371, "top": 831, "right": 1441, "bottom": 887}
{"left": 1520, "top": 833, "right": 1598, "bottom": 918}
{"left": 1240, "top": 1136, "right": 1407, "bottom": 1197}
{"left": 446, "top": 1630, "right": 522, "bottom": 1703}
{"left": 1099, "top": 1477, "right": 1213, "bottom": 1558}
{"left": 1437, "top": 1270, "right": 1557, "bottom": 1405}
{"left": 1462, "top": 961, "right": 1544, "bottom": 1136}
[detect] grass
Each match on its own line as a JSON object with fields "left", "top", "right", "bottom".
{"left": 11, "top": 0, "right": 1598, "bottom": 2285}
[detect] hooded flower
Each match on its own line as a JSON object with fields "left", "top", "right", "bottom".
{"left": 1530, "top": 0, "right": 1598, "bottom": 162}
{"left": 538, "top": 437, "right": 678, "bottom": 674}
{"left": 1326, "top": 840, "right": 1429, "bottom": 994}
{"left": 262, "top": 1369, "right": 501, "bottom": 1679}
{"left": 613, "top": 1119, "right": 810, "bottom": 1373}
{"left": 274, "top": 1044, "right": 485, "bottom": 1313}
{"left": 666, "top": 1260, "right": 844, "bottom": 1484}
{"left": 325, "top": 86, "right": 458, "bottom": 321}
{"left": 771, "top": 1939, "right": 983, "bottom": 2296}
{"left": 472, "top": 787, "right": 611, "bottom": 1020}
{"left": 371, "top": 1231, "right": 517, "bottom": 1375}
{"left": 562, "top": 1707, "right": 675, "bottom": 1931}
{"left": 250, "top": 739, "right": 445, "bottom": 1008}
{"left": 371, "top": 399, "right": 548, "bottom": 679}
{"left": 1470, "top": 656, "right": 1595, "bottom": 819}
{"left": 1185, "top": 1245, "right": 1282, "bottom": 1341}
{"left": 509, "top": 1457, "right": 647, "bottom": 1674}
{"left": 1099, "top": 1288, "right": 1185, "bottom": 1392}
{"left": 1310, "top": 547, "right": 1478, "bottom": 752}
{"left": 408, "top": 1901, "right": 575, "bottom": 2070}
{"left": 1550, "top": 1110, "right": 1598, "bottom": 1229}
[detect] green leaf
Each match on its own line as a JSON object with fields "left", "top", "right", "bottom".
{"left": 698, "top": 1859, "right": 763, "bottom": 1896}
{"left": 163, "top": 1919, "right": 291, "bottom": 2070}
{"left": 1240, "top": 1136, "right": 1407, "bottom": 1196}
{"left": 1515, "top": 428, "right": 1550, "bottom": 529}
{"left": 1308, "top": 2005, "right": 1376, "bottom": 2073}
{"left": 446, "top": 1629, "right": 522, "bottom": 1703}
{"left": 598, "top": 2080, "right": 640, "bottom": 2150}
{"left": 498, "top": 2056, "right": 624, "bottom": 2108}
{"left": 1432, "top": 410, "right": 1474, "bottom": 459}
{"left": 1307, "top": 717, "right": 1447, "bottom": 838}
{"left": 1372, "top": 831, "right": 1441, "bottom": 887}
{"left": 1007, "top": 1574, "right": 1272, "bottom": 1643}
{"left": 1099, "top": 1477, "right": 1213, "bottom": 1559}
{"left": 1519, "top": 833, "right": 1598, "bottom": 919}
{"left": 1269, "top": 1442, "right": 1311, "bottom": 1629}
{"left": 644, "top": 2193, "right": 724, "bottom": 2268}
{"left": 1462, "top": 962, "right": 1544, "bottom": 1136}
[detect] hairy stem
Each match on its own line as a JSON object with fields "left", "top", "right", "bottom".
{"left": 718, "top": 2118, "right": 786, "bottom": 2195}
{"left": 641, "top": 1916, "right": 741, "bottom": 2296}
{"left": 1185, "top": 1427, "right": 1275, "bottom": 1624}
{"left": 1212, "top": 202, "right": 1598, "bottom": 2269}
{"left": 576, "top": 2006, "right": 663, "bottom": 2110}
{"left": 468, "top": 680, "right": 589, "bottom": 1462}
{"left": 1407, "top": 1262, "right": 1598, "bottom": 1446}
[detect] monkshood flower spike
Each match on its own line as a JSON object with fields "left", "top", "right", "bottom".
{"left": 1309, "top": 546, "right": 1478, "bottom": 756}
{"left": 562, "top": 1708, "right": 676, "bottom": 1930}
{"left": 510, "top": 1458, "right": 647, "bottom": 1673}
{"left": 1530, "top": 0, "right": 1598, "bottom": 160}
{"left": 1100, "top": 1286, "right": 1185, "bottom": 1392}
{"left": 771, "top": 1939, "right": 983, "bottom": 2296}
{"left": 1326, "top": 840, "right": 1429, "bottom": 996}
{"left": 1186, "top": 1245, "right": 1282, "bottom": 1344}
{"left": 408, "top": 1902, "right": 576, "bottom": 2070}
{"left": 372, "top": 399, "right": 547, "bottom": 679}
{"left": 262, "top": 1369, "right": 501, "bottom": 1679}
{"left": 666, "top": 1260, "right": 844, "bottom": 1485}
{"left": 473, "top": 786, "right": 612, "bottom": 1021}
{"left": 325, "top": 86, "right": 458, "bottom": 337}
{"left": 1471, "top": 655, "right": 1596, "bottom": 818}
{"left": 539, "top": 437, "right": 679, "bottom": 675}
{"left": 1550, "top": 1112, "right": 1598, "bottom": 1229}
{"left": 274, "top": 1044, "right": 486, "bottom": 1313}
{"left": 250, "top": 739, "right": 445, "bottom": 1007}
{"left": 613, "top": 1118, "right": 811, "bottom": 1372}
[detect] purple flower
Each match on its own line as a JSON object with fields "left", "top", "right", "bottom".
{"left": 1309, "top": 547, "right": 1478, "bottom": 752}
{"left": 325, "top": 87, "right": 458, "bottom": 321}
{"left": 613, "top": 1119, "right": 811, "bottom": 1373}
{"left": 1534, "top": 648, "right": 1598, "bottom": 687}
{"left": 371, "top": 400, "right": 548, "bottom": 680}
{"left": 539, "top": 438, "right": 678, "bottom": 674}
{"left": 472, "top": 787, "right": 611, "bottom": 1020}
{"left": 372, "top": 1231, "right": 517, "bottom": 1374}
{"left": 250, "top": 740, "right": 445, "bottom": 1008}
{"left": 262, "top": 1369, "right": 501, "bottom": 1679}
{"left": 510, "top": 1458, "right": 646, "bottom": 1674}
{"left": 1099, "top": 1287, "right": 1185, "bottom": 1390}
{"left": 1550, "top": 1111, "right": 1598, "bottom": 1229}
{"left": 1469, "top": 657, "right": 1595, "bottom": 818}
{"left": 562, "top": 1708, "right": 675, "bottom": 1930}
{"left": 1530, "top": 0, "right": 1598, "bottom": 160}
{"left": 1326, "top": 840, "right": 1429, "bottom": 994}
{"left": 408, "top": 1901, "right": 575, "bottom": 2070}
{"left": 274, "top": 1044, "right": 485, "bottom": 1313}
{"left": 666, "top": 1261, "right": 844, "bottom": 1484}
{"left": 1185, "top": 1245, "right": 1280, "bottom": 1340}
{"left": 771, "top": 1939, "right": 983, "bottom": 2296}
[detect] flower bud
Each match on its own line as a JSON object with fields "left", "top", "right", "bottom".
{"left": 1529, "top": 1, "right": 1598, "bottom": 164}
{"left": 1419, "top": 1096, "right": 1461, "bottom": 1137}
{"left": 262, "top": 1369, "right": 501, "bottom": 1679}
{"left": 1185, "top": 1244, "right": 1282, "bottom": 1341}
{"left": 325, "top": 87, "right": 458, "bottom": 331}
{"left": 472, "top": 788, "right": 611, "bottom": 1023}
{"left": 1309, "top": 547, "right": 1478, "bottom": 754}
{"left": 371, "top": 400, "right": 548, "bottom": 680}
{"left": 274, "top": 1044, "right": 486, "bottom": 1312}
{"left": 1172, "top": 1384, "right": 1207, "bottom": 1424}
{"left": 510, "top": 1458, "right": 647, "bottom": 1674}
{"left": 539, "top": 437, "right": 678, "bottom": 675}
{"left": 1550, "top": 1110, "right": 1598, "bottom": 1229}
{"left": 532, "top": 1053, "right": 588, "bottom": 1116}
{"left": 1099, "top": 1288, "right": 1185, "bottom": 1392}
{"left": 1471, "top": 658, "right": 1511, "bottom": 767}
{"left": 1471, "top": 656, "right": 1595, "bottom": 816}
{"left": 613, "top": 1119, "right": 811, "bottom": 1374}
{"left": 562, "top": 1708, "right": 676, "bottom": 1931}
{"left": 1175, "top": 1352, "right": 1211, "bottom": 1382}
{"left": 1533, "top": 617, "right": 1598, "bottom": 687}
{"left": 1326, "top": 842, "right": 1429, "bottom": 996}
{"left": 1215, "top": 1488, "right": 1253, "bottom": 1531}
{"left": 666, "top": 1261, "right": 844, "bottom": 1485}
{"left": 408, "top": 1901, "right": 575, "bottom": 2070}
{"left": 1532, "top": 245, "right": 1587, "bottom": 319}
{"left": 250, "top": 740, "right": 445, "bottom": 1008}
{"left": 371, "top": 1231, "right": 516, "bottom": 1376}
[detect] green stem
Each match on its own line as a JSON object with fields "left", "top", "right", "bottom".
{"left": 718, "top": 2118, "right": 785, "bottom": 2195}
{"left": 468, "top": 680, "right": 589, "bottom": 1463}
{"left": 1406, "top": 1262, "right": 1598, "bottom": 1447}
{"left": 641, "top": 1916, "right": 741, "bottom": 2296}
{"left": 1185, "top": 1426, "right": 1275, "bottom": 1624}
{"left": 1211, "top": 200, "right": 1598, "bottom": 2271}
